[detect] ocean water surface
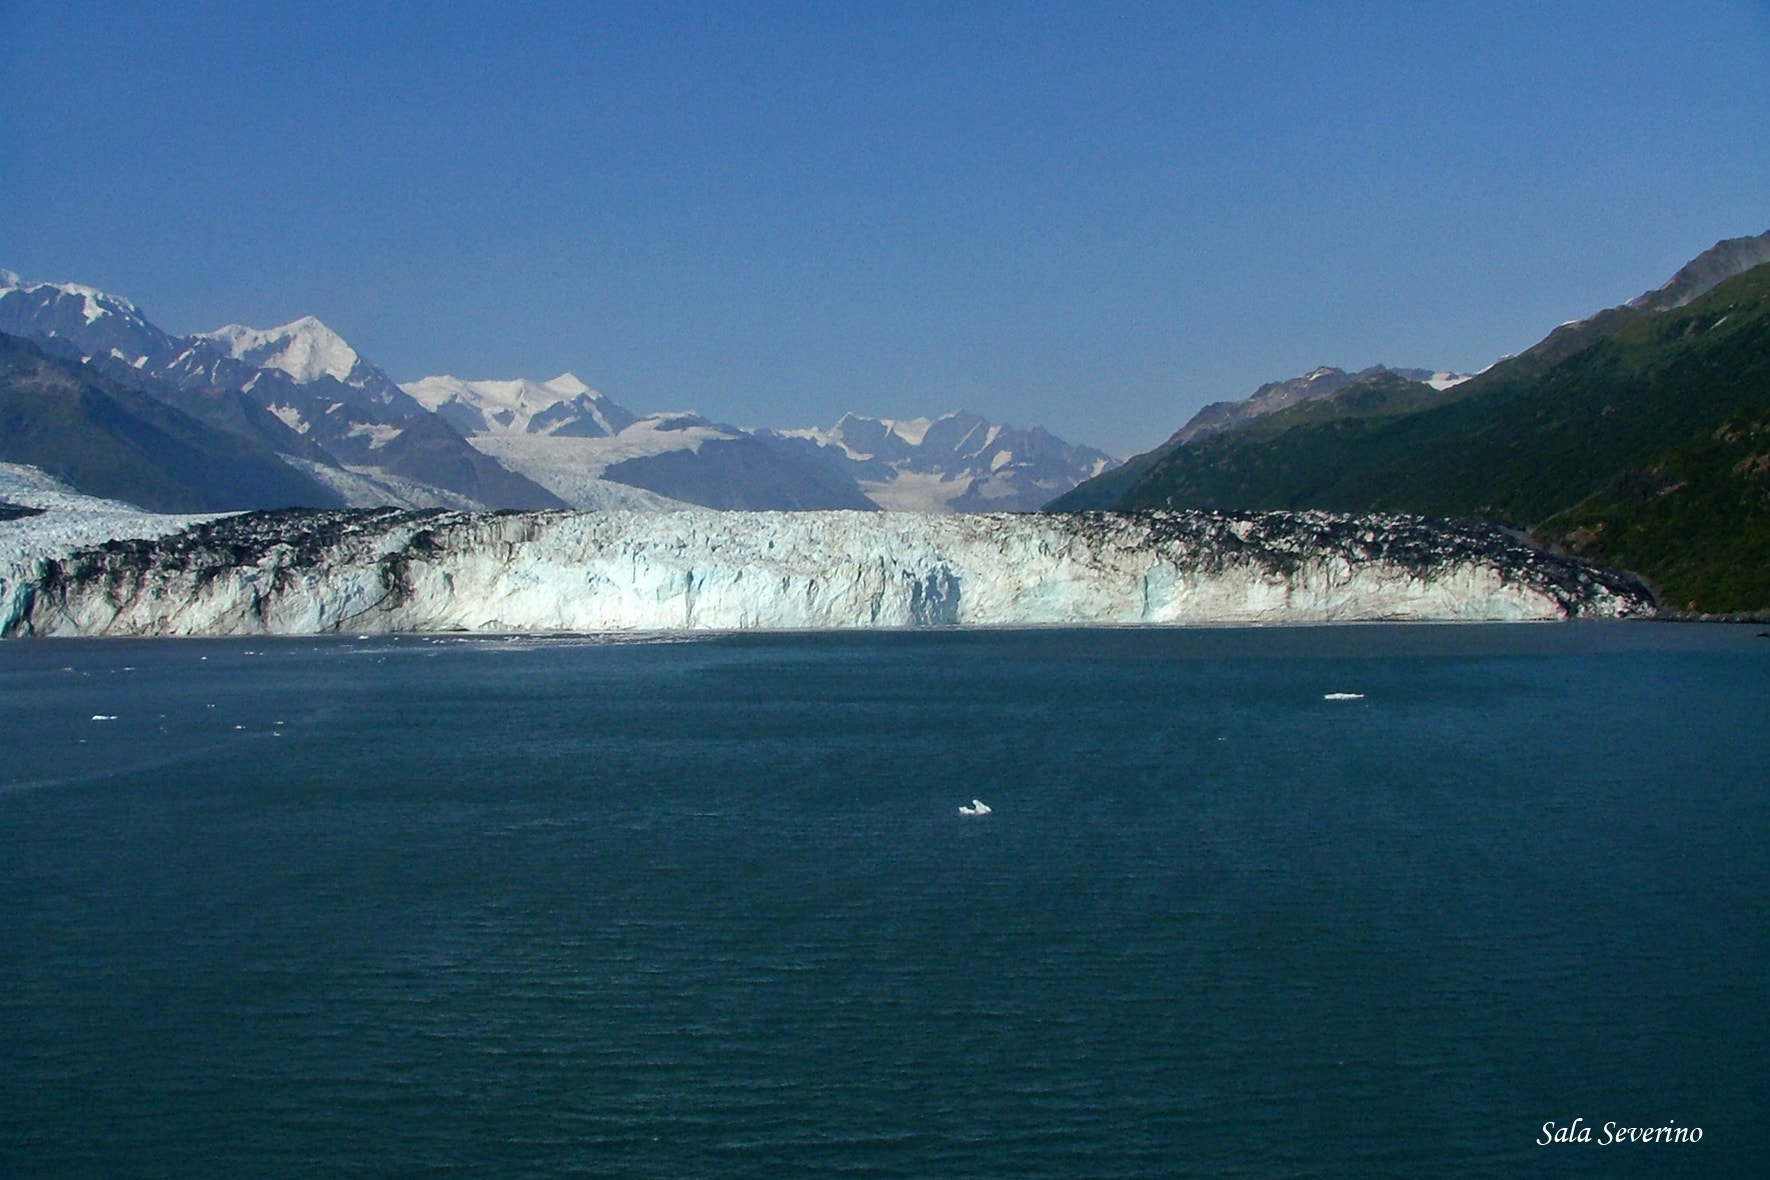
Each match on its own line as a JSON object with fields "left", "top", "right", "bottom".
{"left": 1, "top": 623, "right": 1765, "bottom": 1178}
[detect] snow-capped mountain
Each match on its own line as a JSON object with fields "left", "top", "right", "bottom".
{"left": 0, "top": 269, "right": 181, "bottom": 372}
{"left": 403, "top": 371, "right": 1118, "bottom": 513}
{"left": 2, "top": 268, "right": 1114, "bottom": 515}
{"left": 0, "top": 333, "right": 350, "bottom": 512}
{"left": 404, "top": 373, "right": 638, "bottom": 438}
{"left": 0, "top": 272, "right": 561, "bottom": 511}
{"left": 763, "top": 411, "right": 1119, "bottom": 512}
{"left": 402, "top": 373, "right": 875, "bottom": 511}
{"left": 201, "top": 317, "right": 363, "bottom": 384}
{"left": 194, "top": 317, "right": 421, "bottom": 415}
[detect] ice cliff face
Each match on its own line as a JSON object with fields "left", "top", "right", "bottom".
{"left": 0, "top": 506, "right": 1654, "bottom": 638}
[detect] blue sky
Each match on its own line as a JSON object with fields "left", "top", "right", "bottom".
{"left": 3, "top": 1, "right": 1767, "bottom": 454}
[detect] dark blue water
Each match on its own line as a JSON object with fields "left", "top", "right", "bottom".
{"left": 2, "top": 624, "right": 1765, "bottom": 1178}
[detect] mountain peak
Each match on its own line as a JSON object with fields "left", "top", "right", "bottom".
{"left": 1628, "top": 229, "right": 1770, "bottom": 313}
{"left": 0, "top": 269, "right": 143, "bottom": 324}
{"left": 198, "top": 316, "right": 361, "bottom": 384}
{"left": 542, "top": 372, "right": 591, "bottom": 396}
{"left": 399, "top": 372, "right": 638, "bottom": 439}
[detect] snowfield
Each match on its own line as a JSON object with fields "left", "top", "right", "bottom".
{"left": 0, "top": 493, "right": 1656, "bottom": 637}
{"left": 0, "top": 462, "right": 216, "bottom": 568}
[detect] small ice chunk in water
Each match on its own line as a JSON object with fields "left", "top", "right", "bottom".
{"left": 91, "top": 714, "right": 116, "bottom": 721}
{"left": 959, "top": 799, "right": 992, "bottom": 816}
{"left": 1323, "top": 692, "right": 1365, "bottom": 701}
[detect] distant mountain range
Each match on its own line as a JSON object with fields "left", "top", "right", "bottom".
{"left": 1051, "top": 229, "right": 1770, "bottom": 613}
{"left": 0, "top": 275, "right": 562, "bottom": 511}
{"left": 0, "top": 270, "right": 1116, "bottom": 515}
{"left": 404, "top": 369, "right": 1117, "bottom": 513}
{"left": 400, "top": 374, "right": 879, "bottom": 511}
{"left": 13, "top": 227, "right": 1770, "bottom": 612}
{"left": 757, "top": 413, "right": 1117, "bottom": 513}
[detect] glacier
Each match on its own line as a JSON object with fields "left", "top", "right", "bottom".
{"left": 0, "top": 498, "right": 1655, "bottom": 638}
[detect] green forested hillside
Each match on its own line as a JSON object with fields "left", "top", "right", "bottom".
{"left": 1097, "top": 264, "right": 1770, "bottom": 611}
{"left": 1538, "top": 413, "right": 1770, "bottom": 613}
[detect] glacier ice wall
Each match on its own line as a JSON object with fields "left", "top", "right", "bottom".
{"left": 2, "top": 507, "right": 1655, "bottom": 637}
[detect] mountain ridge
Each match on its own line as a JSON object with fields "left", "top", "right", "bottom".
{"left": 401, "top": 371, "right": 1117, "bottom": 513}
{"left": 0, "top": 273, "right": 564, "bottom": 512}
{"left": 0, "top": 268, "right": 1118, "bottom": 515}
{"left": 1046, "top": 365, "right": 1458, "bottom": 512}
{"left": 0, "top": 332, "right": 347, "bottom": 512}
{"left": 1061, "top": 231, "right": 1770, "bottom": 611}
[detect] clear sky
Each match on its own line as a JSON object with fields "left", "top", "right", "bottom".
{"left": 3, "top": 1, "right": 1768, "bottom": 454}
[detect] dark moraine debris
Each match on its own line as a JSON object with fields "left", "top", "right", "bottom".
{"left": 1063, "top": 510, "right": 1656, "bottom": 617}
{"left": 35, "top": 507, "right": 461, "bottom": 605}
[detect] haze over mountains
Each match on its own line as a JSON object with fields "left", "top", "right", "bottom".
{"left": 0, "top": 270, "right": 1115, "bottom": 516}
